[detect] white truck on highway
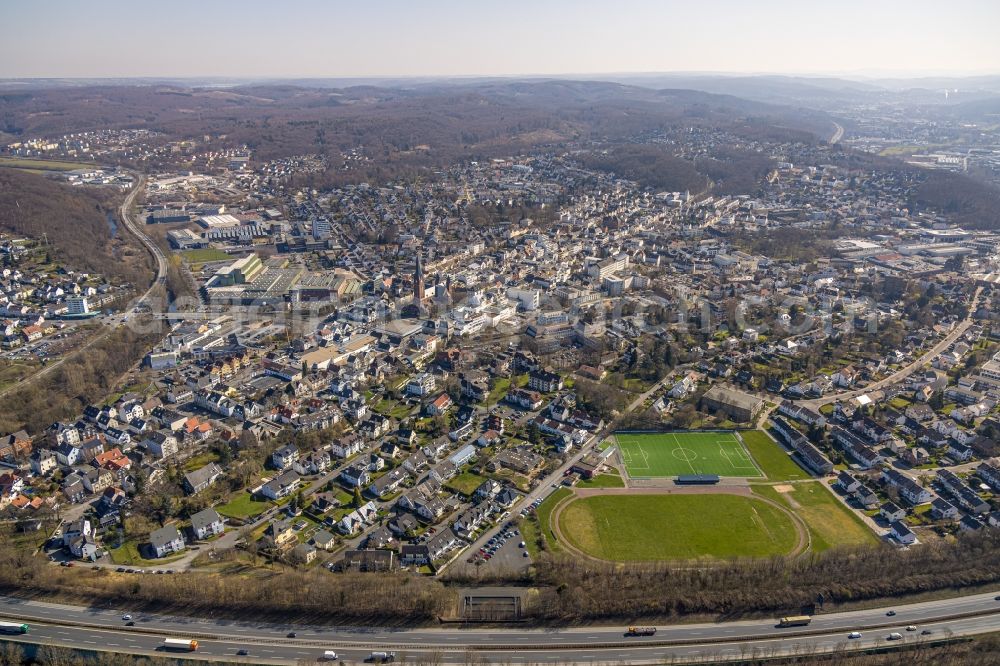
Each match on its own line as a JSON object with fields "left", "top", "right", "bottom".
{"left": 162, "top": 637, "right": 198, "bottom": 651}
{"left": 0, "top": 622, "right": 28, "bottom": 634}
{"left": 367, "top": 651, "right": 396, "bottom": 663}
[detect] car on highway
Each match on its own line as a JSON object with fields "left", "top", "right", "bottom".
{"left": 237, "top": 649, "right": 248, "bottom": 656}
{"left": 322, "top": 651, "right": 338, "bottom": 660}
{"left": 287, "top": 631, "right": 297, "bottom": 638}
{"left": 906, "top": 625, "right": 917, "bottom": 632}
{"left": 921, "top": 629, "right": 933, "bottom": 635}
{"left": 886, "top": 632, "right": 903, "bottom": 641}
{"left": 886, "top": 610, "right": 896, "bottom": 616}
{"left": 848, "top": 631, "right": 862, "bottom": 639}
{"left": 125, "top": 621, "right": 135, "bottom": 627}
{"left": 121, "top": 614, "right": 132, "bottom": 621}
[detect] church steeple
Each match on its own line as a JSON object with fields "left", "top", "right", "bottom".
{"left": 414, "top": 253, "right": 425, "bottom": 300}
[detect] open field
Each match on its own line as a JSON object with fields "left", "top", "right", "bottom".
{"left": 557, "top": 493, "right": 800, "bottom": 561}
{"left": 181, "top": 248, "right": 232, "bottom": 263}
{"left": 216, "top": 492, "right": 272, "bottom": 520}
{"left": 740, "top": 430, "right": 809, "bottom": 481}
{"left": 0, "top": 156, "right": 98, "bottom": 171}
{"left": 754, "top": 482, "right": 879, "bottom": 551}
{"left": 0, "top": 361, "right": 40, "bottom": 393}
{"left": 614, "top": 431, "right": 762, "bottom": 478}
{"left": 445, "top": 471, "right": 489, "bottom": 497}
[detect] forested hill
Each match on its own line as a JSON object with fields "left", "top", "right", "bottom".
{"left": 0, "top": 169, "right": 150, "bottom": 285}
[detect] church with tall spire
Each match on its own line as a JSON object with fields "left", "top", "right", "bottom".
{"left": 414, "top": 253, "right": 425, "bottom": 301}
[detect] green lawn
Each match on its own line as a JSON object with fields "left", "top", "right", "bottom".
{"left": 216, "top": 492, "right": 272, "bottom": 519}
{"left": 518, "top": 516, "right": 542, "bottom": 558}
{"left": 754, "top": 482, "right": 878, "bottom": 551}
{"left": 182, "top": 450, "right": 221, "bottom": 472}
{"left": 576, "top": 473, "right": 625, "bottom": 488}
{"left": 0, "top": 156, "right": 97, "bottom": 171}
{"left": 558, "top": 494, "right": 798, "bottom": 561}
{"left": 487, "top": 377, "right": 512, "bottom": 406}
{"left": 181, "top": 248, "right": 232, "bottom": 263}
{"left": 536, "top": 487, "right": 572, "bottom": 552}
{"left": 614, "top": 431, "right": 763, "bottom": 478}
{"left": 741, "top": 430, "right": 808, "bottom": 481}
{"left": 445, "top": 471, "right": 489, "bottom": 497}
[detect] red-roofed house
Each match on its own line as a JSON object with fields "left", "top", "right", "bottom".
{"left": 426, "top": 393, "right": 453, "bottom": 416}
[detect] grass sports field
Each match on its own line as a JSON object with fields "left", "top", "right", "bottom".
{"left": 558, "top": 494, "right": 800, "bottom": 561}
{"left": 754, "top": 482, "right": 878, "bottom": 551}
{"left": 614, "top": 431, "right": 763, "bottom": 478}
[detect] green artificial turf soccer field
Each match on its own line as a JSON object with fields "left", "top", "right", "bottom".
{"left": 614, "top": 431, "right": 763, "bottom": 478}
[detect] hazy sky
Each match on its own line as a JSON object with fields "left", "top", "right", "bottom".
{"left": 2, "top": 0, "right": 999, "bottom": 78}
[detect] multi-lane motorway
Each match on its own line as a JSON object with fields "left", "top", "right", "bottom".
{"left": 2, "top": 591, "right": 999, "bottom": 664}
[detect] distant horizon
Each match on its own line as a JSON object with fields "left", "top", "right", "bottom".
{"left": 3, "top": 0, "right": 998, "bottom": 79}
{"left": 2, "top": 69, "right": 1000, "bottom": 85}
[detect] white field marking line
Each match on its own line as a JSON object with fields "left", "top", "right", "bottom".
{"left": 623, "top": 439, "right": 651, "bottom": 471}
{"left": 672, "top": 434, "right": 699, "bottom": 475}
{"left": 720, "top": 442, "right": 756, "bottom": 472}
{"left": 719, "top": 438, "right": 761, "bottom": 475}
{"left": 751, "top": 505, "right": 780, "bottom": 545}
{"left": 728, "top": 440, "right": 758, "bottom": 467}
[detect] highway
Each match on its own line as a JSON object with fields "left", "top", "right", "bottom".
{"left": 1, "top": 591, "right": 999, "bottom": 663}
{"left": 829, "top": 122, "right": 845, "bottom": 144}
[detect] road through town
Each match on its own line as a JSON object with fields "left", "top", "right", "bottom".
{"left": 796, "top": 286, "right": 983, "bottom": 410}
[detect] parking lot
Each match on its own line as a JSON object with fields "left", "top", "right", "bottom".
{"left": 457, "top": 522, "right": 531, "bottom": 577}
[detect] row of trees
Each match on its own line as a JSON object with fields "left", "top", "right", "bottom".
{"left": 0, "top": 542, "right": 452, "bottom": 625}
{"left": 528, "top": 530, "right": 1000, "bottom": 621}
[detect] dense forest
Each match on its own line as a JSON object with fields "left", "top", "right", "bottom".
{"left": 577, "top": 145, "right": 709, "bottom": 193}
{"left": 912, "top": 169, "right": 1000, "bottom": 230}
{"left": 0, "top": 169, "right": 152, "bottom": 286}
{"left": 0, "top": 81, "right": 832, "bottom": 187}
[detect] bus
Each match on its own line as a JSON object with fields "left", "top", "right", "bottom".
{"left": 162, "top": 638, "right": 198, "bottom": 651}
{"left": 0, "top": 622, "right": 28, "bottom": 635}
{"left": 778, "top": 616, "right": 812, "bottom": 628}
